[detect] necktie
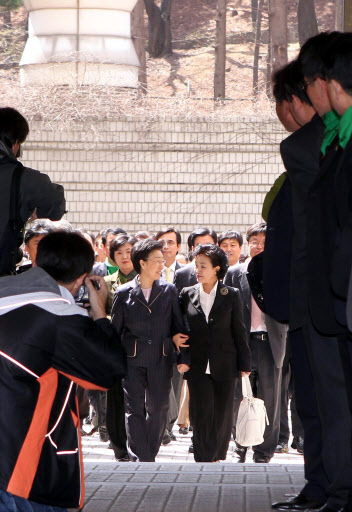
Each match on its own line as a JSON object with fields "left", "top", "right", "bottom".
{"left": 165, "top": 267, "right": 172, "bottom": 283}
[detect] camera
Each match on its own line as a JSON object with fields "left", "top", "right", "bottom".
{"left": 74, "top": 279, "right": 100, "bottom": 307}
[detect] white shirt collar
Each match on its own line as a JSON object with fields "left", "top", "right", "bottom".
{"left": 163, "top": 260, "right": 177, "bottom": 273}
{"left": 199, "top": 280, "right": 218, "bottom": 297}
{"left": 59, "top": 285, "right": 75, "bottom": 305}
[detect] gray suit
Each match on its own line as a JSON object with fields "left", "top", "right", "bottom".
{"left": 224, "top": 260, "right": 287, "bottom": 460}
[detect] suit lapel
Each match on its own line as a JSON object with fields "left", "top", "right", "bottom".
{"left": 239, "top": 262, "right": 251, "bottom": 311}
{"left": 209, "top": 283, "right": 227, "bottom": 317}
{"left": 149, "top": 280, "right": 163, "bottom": 306}
{"left": 188, "top": 284, "right": 205, "bottom": 317}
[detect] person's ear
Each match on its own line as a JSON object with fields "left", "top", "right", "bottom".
{"left": 72, "top": 273, "right": 87, "bottom": 294}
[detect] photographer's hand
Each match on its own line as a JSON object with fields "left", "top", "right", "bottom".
{"left": 85, "top": 275, "right": 108, "bottom": 321}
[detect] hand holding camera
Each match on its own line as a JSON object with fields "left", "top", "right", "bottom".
{"left": 84, "top": 275, "right": 108, "bottom": 321}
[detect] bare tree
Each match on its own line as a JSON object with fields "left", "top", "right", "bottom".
{"left": 214, "top": 0, "right": 226, "bottom": 99}
{"left": 297, "top": 0, "right": 318, "bottom": 47}
{"left": 132, "top": 0, "right": 147, "bottom": 94}
{"left": 269, "top": 0, "right": 288, "bottom": 71}
{"left": 0, "top": 0, "right": 22, "bottom": 28}
{"left": 335, "top": 0, "right": 344, "bottom": 31}
{"left": 252, "top": 0, "right": 264, "bottom": 95}
{"left": 144, "top": 0, "right": 173, "bottom": 58}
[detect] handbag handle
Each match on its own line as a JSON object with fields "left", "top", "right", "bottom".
{"left": 241, "top": 374, "right": 253, "bottom": 398}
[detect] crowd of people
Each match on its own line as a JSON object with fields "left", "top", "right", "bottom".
{"left": 1, "top": 29, "right": 352, "bottom": 512}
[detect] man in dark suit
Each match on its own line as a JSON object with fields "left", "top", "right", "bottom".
{"left": 174, "top": 227, "right": 218, "bottom": 294}
{"left": 272, "top": 36, "right": 352, "bottom": 512}
{"left": 111, "top": 239, "right": 190, "bottom": 462}
{"left": 93, "top": 227, "right": 126, "bottom": 277}
{"left": 224, "top": 223, "right": 287, "bottom": 463}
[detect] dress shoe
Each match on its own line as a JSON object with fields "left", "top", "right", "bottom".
{"left": 117, "top": 455, "right": 131, "bottom": 462}
{"left": 188, "top": 443, "right": 194, "bottom": 453}
{"left": 99, "top": 430, "right": 109, "bottom": 442}
{"left": 272, "top": 493, "right": 324, "bottom": 510}
{"left": 189, "top": 425, "right": 193, "bottom": 431}
{"left": 275, "top": 441, "right": 289, "bottom": 453}
{"left": 162, "top": 430, "right": 171, "bottom": 445}
{"left": 168, "top": 430, "right": 177, "bottom": 441}
{"left": 305, "top": 505, "right": 346, "bottom": 512}
{"left": 291, "top": 436, "right": 304, "bottom": 454}
{"left": 235, "top": 442, "right": 247, "bottom": 462}
{"left": 253, "top": 454, "right": 270, "bottom": 463}
{"left": 179, "top": 427, "right": 189, "bottom": 435}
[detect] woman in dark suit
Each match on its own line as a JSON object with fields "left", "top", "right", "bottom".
{"left": 179, "top": 244, "right": 251, "bottom": 462}
{"left": 111, "top": 238, "right": 190, "bottom": 462}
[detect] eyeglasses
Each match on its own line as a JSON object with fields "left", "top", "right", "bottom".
{"left": 145, "top": 258, "right": 166, "bottom": 265}
{"left": 160, "top": 239, "right": 176, "bottom": 246}
{"left": 249, "top": 241, "right": 265, "bottom": 248}
{"left": 302, "top": 77, "right": 316, "bottom": 91}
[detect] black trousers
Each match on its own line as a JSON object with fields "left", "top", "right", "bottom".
{"left": 290, "top": 325, "right": 352, "bottom": 509}
{"left": 123, "top": 363, "right": 172, "bottom": 462}
{"left": 106, "top": 381, "right": 128, "bottom": 459}
{"left": 279, "top": 336, "right": 303, "bottom": 443}
{"left": 188, "top": 374, "right": 237, "bottom": 462}
{"left": 166, "top": 363, "right": 184, "bottom": 431}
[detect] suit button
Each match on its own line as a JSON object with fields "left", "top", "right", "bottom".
{"left": 148, "top": 340, "right": 152, "bottom": 344}
{"left": 209, "top": 318, "right": 214, "bottom": 323}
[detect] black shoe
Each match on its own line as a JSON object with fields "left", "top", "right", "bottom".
{"left": 162, "top": 430, "right": 171, "bottom": 445}
{"left": 272, "top": 493, "right": 324, "bottom": 510}
{"left": 168, "top": 430, "right": 177, "bottom": 441}
{"left": 188, "top": 443, "right": 194, "bottom": 453}
{"left": 117, "top": 455, "right": 131, "bottom": 462}
{"left": 306, "top": 506, "right": 346, "bottom": 512}
{"left": 189, "top": 425, "right": 193, "bottom": 431}
{"left": 235, "top": 442, "right": 247, "bottom": 462}
{"left": 179, "top": 427, "right": 189, "bottom": 435}
{"left": 275, "top": 441, "right": 289, "bottom": 453}
{"left": 253, "top": 454, "right": 270, "bottom": 463}
{"left": 291, "top": 436, "right": 304, "bottom": 454}
{"left": 99, "top": 430, "right": 109, "bottom": 442}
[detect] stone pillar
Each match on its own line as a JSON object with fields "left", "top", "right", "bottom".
{"left": 20, "top": 0, "right": 140, "bottom": 87}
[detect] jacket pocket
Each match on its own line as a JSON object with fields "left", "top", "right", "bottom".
{"left": 163, "top": 337, "right": 173, "bottom": 357}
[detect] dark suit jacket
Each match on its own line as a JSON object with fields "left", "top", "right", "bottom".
{"left": 111, "top": 276, "right": 190, "bottom": 367}
{"left": 179, "top": 282, "right": 251, "bottom": 381}
{"left": 280, "top": 114, "right": 325, "bottom": 330}
{"left": 224, "top": 260, "right": 287, "bottom": 369}
{"left": 347, "top": 268, "right": 352, "bottom": 332}
{"left": 174, "top": 262, "right": 197, "bottom": 294}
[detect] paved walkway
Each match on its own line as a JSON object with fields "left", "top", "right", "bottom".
{"left": 82, "top": 428, "right": 305, "bottom": 512}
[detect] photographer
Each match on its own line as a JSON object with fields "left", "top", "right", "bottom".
{"left": 0, "top": 231, "right": 126, "bottom": 512}
{"left": 0, "top": 107, "right": 66, "bottom": 277}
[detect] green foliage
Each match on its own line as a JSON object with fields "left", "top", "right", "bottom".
{"left": 0, "top": 0, "right": 22, "bottom": 10}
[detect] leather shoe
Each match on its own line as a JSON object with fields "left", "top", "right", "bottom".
{"left": 291, "top": 436, "right": 304, "bottom": 454}
{"left": 275, "top": 441, "right": 289, "bottom": 453}
{"left": 305, "top": 506, "right": 346, "bottom": 512}
{"left": 188, "top": 443, "right": 194, "bottom": 453}
{"left": 179, "top": 427, "right": 189, "bottom": 435}
{"left": 168, "top": 430, "right": 177, "bottom": 441}
{"left": 253, "top": 454, "right": 270, "bottom": 463}
{"left": 272, "top": 493, "right": 324, "bottom": 510}
{"left": 235, "top": 442, "right": 247, "bottom": 462}
{"left": 162, "top": 430, "right": 171, "bottom": 445}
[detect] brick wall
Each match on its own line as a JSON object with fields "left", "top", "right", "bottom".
{"left": 24, "top": 116, "right": 286, "bottom": 251}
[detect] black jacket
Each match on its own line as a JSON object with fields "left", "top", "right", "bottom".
{"left": 174, "top": 262, "right": 197, "bottom": 294}
{"left": 0, "top": 268, "right": 126, "bottom": 509}
{"left": 179, "top": 282, "right": 250, "bottom": 381}
{"left": 111, "top": 277, "right": 190, "bottom": 367}
{"left": 0, "top": 142, "right": 65, "bottom": 275}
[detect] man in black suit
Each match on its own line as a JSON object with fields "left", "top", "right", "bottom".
{"left": 174, "top": 227, "right": 218, "bottom": 294}
{"left": 224, "top": 223, "right": 287, "bottom": 463}
{"left": 155, "top": 227, "right": 185, "bottom": 443}
{"left": 272, "top": 35, "right": 352, "bottom": 512}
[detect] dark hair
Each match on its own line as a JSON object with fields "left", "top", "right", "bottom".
{"left": 187, "top": 227, "right": 218, "bottom": 251}
{"left": 323, "top": 33, "right": 352, "bottom": 95}
{"left": 272, "top": 60, "right": 312, "bottom": 106}
{"left": 75, "top": 228, "right": 96, "bottom": 245}
{"left": 36, "top": 232, "right": 95, "bottom": 284}
{"left": 193, "top": 244, "right": 228, "bottom": 280}
{"left": 218, "top": 230, "right": 243, "bottom": 247}
{"left": 246, "top": 222, "right": 267, "bottom": 242}
{"left": 0, "top": 107, "right": 29, "bottom": 146}
{"left": 109, "top": 234, "right": 138, "bottom": 261}
{"left": 134, "top": 231, "right": 154, "bottom": 240}
{"left": 155, "top": 227, "right": 182, "bottom": 246}
{"left": 102, "top": 227, "right": 127, "bottom": 246}
{"left": 299, "top": 31, "right": 342, "bottom": 80}
{"left": 131, "top": 239, "right": 164, "bottom": 274}
{"left": 24, "top": 219, "right": 53, "bottom": 245}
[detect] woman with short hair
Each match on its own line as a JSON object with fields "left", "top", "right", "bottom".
{"left": 111, "top": 238, "right": 190, "bottom": 462}
{"left": 179, "top": 244, "right": 251, "bottom": 462}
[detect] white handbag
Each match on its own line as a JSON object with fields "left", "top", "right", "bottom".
{"left": 235, "top": 375, "right": 269, "bottom": 447}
